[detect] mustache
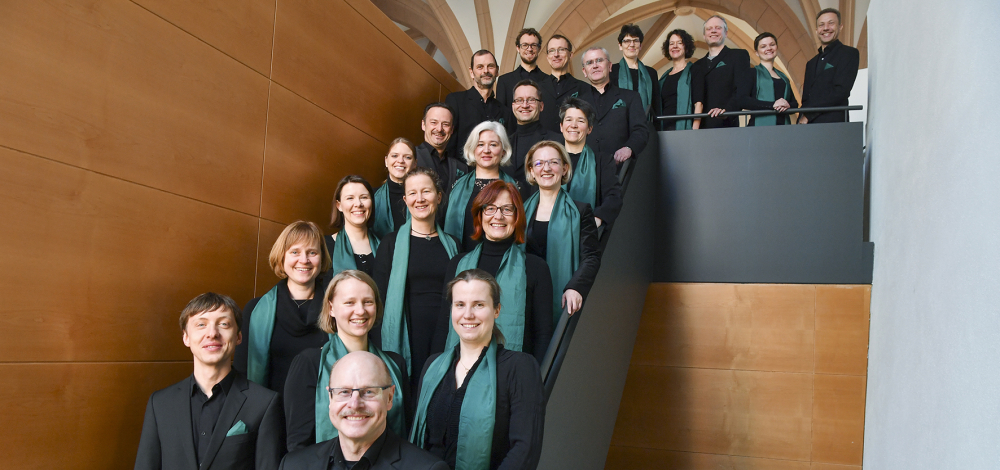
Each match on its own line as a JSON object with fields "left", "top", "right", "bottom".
{"left": 339, "top": 408, "right": 375, "bottom": 418}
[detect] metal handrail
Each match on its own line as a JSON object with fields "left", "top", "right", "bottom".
{"left": 655, "top": 105, "right": 863, "bottom": 121}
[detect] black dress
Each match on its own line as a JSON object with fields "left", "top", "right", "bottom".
{"left": 440, "top": 238, "right": 554, "bottom": 363}
{"left": 385, "top": 180, "right": 408, "bottom": 230}
{"left": 323, "top": 234, "right": 376, "bottom": 279}
{"left": 233, "top": 279, "right": 329, "bottom": 396}
{"left": 283, "top": 344, "right": 408, "bottom": 452}
{"left": 525, "top": 200, "right": 603, "bottom": 302}
{"left": 418, "top": 344, "right": 545, "bottom": 470}
{"left": 567, "top": 151, "right": 623, "bottom": 226}
{"left": 659, "top": 68, "right": 683, "bottom": 131}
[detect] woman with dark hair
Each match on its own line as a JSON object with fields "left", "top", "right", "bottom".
{"left": 559, "top": 98, "right": 623, "bottom": 228}
{"left": 325, "top": 175, "right": 378, "bottom": 279}
{"left": 283, "top": 270, "right": 408, "bottom": 452}
{"left": 442, "top": 181, "right": 553, "bottom": 363}
{"left": 523, "top": 141, "right": 601, "bottom": 322}
{"left": 234, "top": 221, "right": 332, "bottom": 396}
{"left": 741, "top": 32, "right": 799, "bottom": 126}
{"left": 373, "top": 167, "right": 460, "bottom": 383}
{"left": 443, "top": 121, "right": 519, "bottom": 251}
{"left": 371, "top": 137, "right": 417, "bottom": 239}
{"left": 411, "top": 269, "right": 545, "bottom": 470}
{"left": 610, "top": 23, "right": 661, "bottom": 119}
{"left": 658, "top": 29, "right": 700, "bottom": 130}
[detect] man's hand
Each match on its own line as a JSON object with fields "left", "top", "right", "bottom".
{"left": 613, "top": 147, "right": 633, "bottom": 163}
{"left": 562, "top": 289, "right": 584, "bottom": 315}
{"left": 798, "top": 115, "right": 809, "bottom": 124}
{"left": 707, "top": 108, "right": 726, "bottom": 117}
{"left": 594, "top": 217, "right": 603, "bottom": 228}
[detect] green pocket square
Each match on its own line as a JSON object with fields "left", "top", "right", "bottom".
{"left": 226, "top": 420, "right": 247, "bottom": 437}
{"left": 570, "top": 91, "right": 579, "bottom": 98}
{"left": 824, "top": 62, "right": 835, "bottom": 70}
{"left": 612, "top": 99, "right": 625, "bottom": 109}
{"left": 716, "top": 61, "right": 726, "bottom": 67}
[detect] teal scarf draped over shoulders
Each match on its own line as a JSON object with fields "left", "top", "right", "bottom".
{"left": 371, "top": 183, "right": 394, "bottom": 240}
{"left": 246, "top": 285, "right": 279, "bottom": 385}
{"left": 659, "top": 62, "right": 694, "bottom": 130}
{"left": 618, "top": 58, "right": 653, "bottom": 113}
{"left": 444, "top": 172, "right": 517, "bottom": 242}
{"left": 564, "top": 145, "right": 597, "bottom": 208}
{"left": 411, "top": 340, "right": 498, "bottom": 470}
{"left": 753, "top": 65, "right": 791, "bottom": 126}
{"left": 381, "top": 219, "right": 459, "bottom": 373}
{"left": 329, "top": 232, "right": 379, "bottom": 278}
{"left": 314, "top": 334, "right": 405, "bottom": 441}
{"left": 448, "top": 242, "right": 527, "bottom": 352}
{"left": 524, "top": 190, "right": 581, "bottom": 324}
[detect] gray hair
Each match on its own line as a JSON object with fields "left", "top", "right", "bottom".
{"left": 462, "top": 121, "right": 512, "bottom": 167}
{"left": 704, "top": 15, "right": 729, "bottom": 34}
{"left": 582, "top": 46, "right": 610, "bottom": 62}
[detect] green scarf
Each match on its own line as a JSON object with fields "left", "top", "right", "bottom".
{"left": 246, "top": 285, "right": 279, "bottom": 386}
{"left": 329, "top": 232, "right": 379, "bottom": 278}
{"left": 410, "top": 340, "right": 498, "bottom": 470}
{"left": 618, "top": 58, "right": 653, "bottom": 113}
{"left": 658, "top": 62, "right": 694, "bottom": 130}
{"left": 524, "top": 190, "right": 581, "bottom": 324}
{"left": 444, "top": 172, "right": 517, "bottom": 242}
{"left": 753, "top": 65, "right": 791, "bottom": 126}
{"left": 564, "top": 145, "right": 597, "bottom": 208}
{"left": 381, "top": 219, "right": 459, "bottom": 373}
{"left": 314, "top": 334, "right": 406, "bottom": 442}
{"left": 448, "top": 242, "right": 527, "bottom": 352}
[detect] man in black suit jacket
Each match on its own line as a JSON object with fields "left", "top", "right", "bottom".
{"left": 278, "top": 352, "right": 447, "bottom": 470}
{"left": 445, "top": 50, "right": 515, "bottom": 160}
{"left": 135, "top": 293, "right": 284, "bottom": 470}
{"left": 495, "top": 28, "right": 549, "bottom": 108}
{"left": 691, "top": 15, "right": 752, "bottom": 129}
{"left": 577, "top": 47, "right": 649, "bottom": 172}
{"left": 507, "top": 79, "right": 563, "bottom": 201}
{"left": 415, "top": 102, "right": 466, "bottom": 195}
{"left": 538, "top": 34, "right": 584, "bottom": 133}
{"left": 800, "top": 8, "right": 860, "bottom": 124}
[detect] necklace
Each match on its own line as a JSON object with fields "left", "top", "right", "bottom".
{"left": 411, "top": 227, "right": 437, "bottom": 241}
{"left": 293, "top": 298, "right": 310, "bottom": 308}
{"left": 458, "top": 357, "right": 476, "bottom": 371}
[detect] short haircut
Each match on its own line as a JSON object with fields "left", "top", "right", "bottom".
{"left": 513, "top": 79, "right": 541, "bottom": 98}
{"left": 515, "top": 28, "right": 541, "bottom": 46}
{"left": 754, "top": 32, "right": 778, "bottom": 50}
{"left": 662, "top": 29, "right": 695, "bottom": 59}
{"left": 559, "top": 97, "right": 597, "bottom": 126}
{"left": 618, "top": 23, "right": 644, "bottom": 44}
{"left": 268, "top": 221, "right": 332, "bottom": 278}
{"left": 582, "top": 46, "right": 610, "bottom": 62}
{"left": 402, "top": 166, "right": 444, "bottom": 197}
{"left": 470, "top": 49, "right": 497, "bottom": 69}
{"left": 816, "top": 7, "right": 841, "bottom": 23}
{"left": 704, "top": 15, "right": 729, "bottom": 34}
{"left": 445, "top": 269, "right": 506, "bottom": 345}
{"left": 330, "top": 175, "right": 375, "bottom": 231}
{"left": 546, "top": 34, "right": 573, "bottom": 53}
{"left": 525, "top": 140, "right": 573, "bottom": 186}
{"left": 179, "top": 292, "right": 242, "bottom": 333}
{"left": 329, "top": 351, "right": 392, "bottom": 387}
{"left": 422, "top": 102, "right": 454, "bottom": 121}
{"left": 463, "top": 121, "right": 512, "bottom": 167}
{"left": 470, "top": 180, "right": 526, "bottom": 244}
{"left": 318, "top": 270, "right": 383, "bottom": 334}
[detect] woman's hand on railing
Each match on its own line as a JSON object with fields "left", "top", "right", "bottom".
{"left": 773, "top": 98, "right": 791, "bottom": 113}
{"left": 562, "top": 289, "right": 583, "bottom": 316}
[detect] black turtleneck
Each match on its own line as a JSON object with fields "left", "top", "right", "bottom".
{"left": 506, "top": 120, "right": 562, "bottom": 201}
{"left": 386, "top": 180, "right": 407, "bottom": 230}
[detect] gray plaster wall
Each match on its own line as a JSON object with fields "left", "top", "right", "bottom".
{"left": 864, "top": 1, "right": 1000, "bottom": 468}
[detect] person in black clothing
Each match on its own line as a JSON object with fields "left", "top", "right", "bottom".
{"left": 799, "top": 8, "right": 859, "bottom": 124}
{"left": 324, "top": 175, "right": 378, "bottom": 280}
{"left": 610, "top": 23, "right": 661, "bottom": 120}
{"left": 235, "top": 221, "right": 332, "bottom": 397}
{"left": 658, "top": 29, "right": 700, "bottom": 131}
{"left": 506, "top": 79, "right": 563, "bottom": 201}
{"left": 373, "top": 168, "right": 461, "bottom": 385}
{"left": 441, "top": 181, "right": 553, "bottom": 363}
{"left": 412, "top": 270, "right": 545, "bottom": 470}
{"left": 415, "top": 103, "right": 466, "bottom": 197}
{"left": 559, "top": 98, "right": 622, "bottom": 228}
{"left": 495, "top": 28, "right": 549, "bottom": 108}
{"left": 283, "top": 271, "right": 408, "bottom": 452}
{"left": 577, "top": 46, "right": 650, "bottom": 171}
{"left": 371, "top": 138, "right": 417, "bottom": 240}
{"left": 742, "top": 32, "right": 799, "bottom": 126}
{"left": 539, "top": 34, "right": 584, "bottom": 133}
{"left": 445, "top": 50, "right": 515, "bottom": 160}
{"left": 691, "top": 15, "right": 752, "bottom": 129}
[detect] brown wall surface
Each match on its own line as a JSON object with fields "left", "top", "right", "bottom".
{"left": 0, "top": 0, "right": 459, "bottom": 467}
{"left": 607, "top": 283, "right": 870, "bottom": 469}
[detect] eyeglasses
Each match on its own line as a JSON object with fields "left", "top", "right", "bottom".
{"left": 547, "top": 47, "right": 570, "bottom": 55}
{"left": 583, "top": 57, "right": 607, "bottom": 66}
{"left": 532, "top": 159, "right": 562, "bottom": 169}
{"left": 512, "top": 97, "right": 540, "bottom": 105}
{"left": 483, "top": 204, "right": 516, "bottom": 216}
{"left": 327, "top": 385, "right": 393, "bottom": 402}
{"left": 621, "top": 38, "right": 640, "bottom": 46}
{"left": 518, "top": 43, "right": 540, "bottom": 50}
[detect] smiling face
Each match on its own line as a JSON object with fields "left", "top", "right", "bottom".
{"left": 421, "top": 106, "right": 453, "bottom": 151}
{"left": 336, "top": 183, "right": 372, "bottom": 230}
{"left": 474, "top": 130, "right": 504, "bottom": 171}
{"left": 513, "top": 85, "right": 543, "bottom": 125}
{"left": 619, "top": 34, "right": 641, "bottom": 60}
{"left": 667, "top": 33, "right": 686, "bottom": 60}
{"left": 528, "top": 146, "right": 566, "bottom": 191}
{"left": 560, "top": 107, "right": 592, "bottom": 146}
{"left": 581, "top": 49, "right": 610, "bottom": 86}
{"left": 329, "top": 277, "right": 378, "bottom": 341}
{"left": 403, "top": 173, "right": 441, "bottom": 222}
{"left": 517, "top": 33, "right": 540, "bottom": 66}
{"left": 704, "top": 17, "right": 726, "bottom": 47}
{"left": 469, "top": 53, "right": 498, "bottom": 89}
{"left": 481, "top": 190, "right": 516, "bottom": 241}
{"left": 546, "top": 37, "right": 572, "bottom": 70}
{"left": 450, "top": 279, "right": 499, "bottom": 347}
{"left": 384, "top": 142, "right": 415, "bottom": 183}
{"left": 328, "top": 353, "right": 393, "bottom": 447}
{"left": 183, "top": 307, "right": 242, "bottom": 369}
{"left": 283, "top": 240, "right": 322, "bottom": 289}
{"left": 756, "top": 36, "right": 778, "bottom": 62}
{"left": 816, "top": 12, "right": 841, "bottom": 45}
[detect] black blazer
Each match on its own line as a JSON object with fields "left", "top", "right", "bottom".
{"left": 417, "top": 346, "right": 545, "bottom": 470}
{"left": 537, "top": 73, "right": 585, "bottom": 133}
{"left": 495, "top": 65, "right": 551, "bottom": 109}
{"left": 691, "top": 46, "right": 752, "bottom": 128}
{"left": 610, "top": 61, "right": 662, "bottom": 118}
{"left": 576, "top": 83, "right": 650, "bottom": 163}
{"left": 801, "top": 40, "right": 860, "bottom": 123}
{"left": 415, "top": 142, "right": 468, "bottom": 196}
{"left": 283, "top": 347, "right": 409, "bottom": 452}
{"left": 505, "top": 121, "right": 564, "bottom": 201}
{"left": 444, "top": 88, "right": 515, "bottom": 160}
{"left": 526, "top": 201, "right": 602, "bottom": 301}
{"left": 570, "top": 149, "right": 623, "bottom": 225}
{"left": 278, "top": 429, "right": 448, "bottom": 470}
{"left": 135, "top": 371, "right": 285, "bottom": 470}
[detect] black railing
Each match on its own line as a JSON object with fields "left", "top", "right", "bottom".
{"left": 655, "top": 105, "right": 863, "bottom": 122}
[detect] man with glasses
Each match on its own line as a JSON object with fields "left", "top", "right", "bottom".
{"left": 446, "top": 50, "right": 514, "bottom": 160}
{"left": 691, "top": 15, "right": 752, "bottom": 128}
{"left": 505, "top": 79, "right": 563, "bottom": 200}
{"left": 135, "top": 293, "right": 285, "bottom": 470}
{"left": 576, "top": 47, "right": 649, "bottom": 172}
{"left": 496, "top": 28, "right": 549, "bottom": 109}
{"left": 538, "top": 34, "right": 584, "bottom": 133}
{"left": 278, "top": 351, "right": 447, "bottom": 469}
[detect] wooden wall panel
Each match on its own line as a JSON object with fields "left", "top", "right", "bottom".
{"left": 132, "top": 0, "right": 277, "bottom": 75}
{"left": 0, "top": 146, "right": 260, "bottom": 362}
{"left": 0, "top": 362, "right": 192, "bottom": 469}
{"left": 812, "top": 375, "right": 866, "bottom": 465}
{"left": 0, "top": 0, "right": 269, "bottom": 214}
{"left": 815, "top": 286, "right": 871, "bottom": 375}
{"left": 254, "top": 220, "right": 287, "bottom": 298}
{"left": 606, "top": 446, "right": 813, "bottom": 470}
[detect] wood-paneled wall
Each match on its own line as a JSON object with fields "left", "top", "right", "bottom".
{"left": 607, "top": 283, "right": 870, "bottom": 469}
{"left": 0, "top": 1, "right": 460, "bottom": 467}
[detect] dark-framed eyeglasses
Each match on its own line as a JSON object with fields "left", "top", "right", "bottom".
{"left": 518, "top": 43, "right": 540, "bottom": 50}
{"left": 326, "top": 385, "right": 393, "bottom": 402}
{"left": 512, "top": 97, "right": 540, "bottom": 105}
{"left": 583, "top": 57, "right": 607, "bottom": 66}
{"left": 547, "top": 47, "right": 570, "bottom": 55}
{"left": 483, "top": 204, "right": 516, "bottom": 217}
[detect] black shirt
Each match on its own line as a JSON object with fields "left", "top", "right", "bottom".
{"left": 496, "top": 65, "right": 551, "bottom": 108}
{"left": 506, "top": 121, "right": 563, "bottom": 201}
{"left": 324, "top": 234, "right": 376, "bottom": 279}
{"left": 190, "top": 370, "right": 236, "bottom": 465}
{"left": 386, "top": 180, "right": 407, "bottom": 230}
{"left": 659, "top": 68, "right": 683, "bottom": 131}
{"left": 425, "top": 345, "right": 488, "bottom": 468}
{"left": 526, "top": 218, "right": 549, "bottom": 259}
{"left": 328, "top": 428, "right": 389, "bottom": 470}
{"left": 444, "top": 88, "right": 515, "bottom": 161}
